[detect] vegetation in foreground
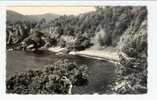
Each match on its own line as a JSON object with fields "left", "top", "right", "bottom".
{"left": 109, "top": 7, "right": 147, "bottom": 94}
{"left": 6, "top": 59, "right": 88, "bottom": 94}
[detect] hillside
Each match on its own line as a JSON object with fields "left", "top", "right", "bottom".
{"left": 43, "top": 6, "right": 147, "bottom": 94}
{"left": 7, "top": 10, "right": 59, "bottom": 23}
{"left": 7, "top": 10, "right": 28, "bottom": 23}
{"left": 44, "top": 7, "right": 147, "bottom": 52}
{"left": 26, "top": 13, "right": 58, "bottom": 23}
{"left": 6, "top": 6, "right": 147, "bottom": 94}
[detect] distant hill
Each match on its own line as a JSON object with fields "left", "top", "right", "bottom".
{"left": 7, "top": 10, "right": 59, "bottom": 23}
{"left": 26, "top": 13, "right": 59, "bottom": 23}
{"left": 7, "top": 10, "right": 28, "bottom": 23}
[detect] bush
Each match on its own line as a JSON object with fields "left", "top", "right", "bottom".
{"left": 70, "top": 35, "right": 92, "bottom": 51}
{"left": 110, "top": 7, "right": 147, "bottom": 94}
{"left": 6, "top": 59, "right": 88, "bottom": 94}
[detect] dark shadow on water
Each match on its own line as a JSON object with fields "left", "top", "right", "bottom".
{"left": 24, "top": 50, "right": 55, "bottom": 57}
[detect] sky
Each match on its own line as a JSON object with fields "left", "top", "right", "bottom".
{"left": 7, "top": 6, "right": 96, "bottom": 15}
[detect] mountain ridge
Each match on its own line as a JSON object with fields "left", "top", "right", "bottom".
{"left": 7, "top": 10, "right": 59, "bottom": 23}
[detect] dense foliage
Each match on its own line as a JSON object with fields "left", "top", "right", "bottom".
{"left": 109, "top": 7, "right": 147, "bottom": 94}
{"left": 7, "top": 6, "right": 145, "bottom": 51}
{"left": 49, "top": 6, "right": 147, "bottom": 49}
{"left": 6, "top": 20, "right": 55, "bottom": 51}
{"left": 6, "top": 59, "right": 88, "bottom": 94}
{"left": 6, "top": 6, "right": 147, "bottom": 94}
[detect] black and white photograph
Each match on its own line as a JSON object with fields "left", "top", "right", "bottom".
{"left": 5, "top": 6, "right": 147, "bottom": 95}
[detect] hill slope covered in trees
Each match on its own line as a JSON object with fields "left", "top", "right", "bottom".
{"left": 45, "top": 6, "right": 147, "bottom": 51}
{"left": 6, "top": 6, "right": 147, "bottom": 94}
{"left": 44, "top": 6, "right": 147, "bottom": 94}
{"left": 7, "top": 10, "right": 59, "bottom": 23}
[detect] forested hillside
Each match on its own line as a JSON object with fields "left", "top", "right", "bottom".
{"left": 43, "top": 6, "right": 147, "bottom": 51}
{"left": 6, "top": 6, "right": 147, "bottom": 94}
{"left": 7, "top": 7, "right": 147, "bottom": 51}
{"left": 7, "top": 10, "right": 58, "bottom": 23}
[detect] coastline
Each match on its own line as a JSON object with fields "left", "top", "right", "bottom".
{"left": 48, "top": 47, "right": 66, "bottom": 52}
{"left": 70, "top": 50, "right": 119, "bottom": 62}
{"left": 48, "top": 47, "right": 120, "bottom": 63}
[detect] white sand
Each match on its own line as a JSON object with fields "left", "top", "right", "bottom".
{"left": 48, "top": 47, "right": 65, "bottom": 52}
{"left": 48, "top": 47, "right": 119, "bottom": 62}
{"left": 70, "top": 49, "right": 119, "bottom": 62}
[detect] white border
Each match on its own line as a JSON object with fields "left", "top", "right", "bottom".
{"left": 0, "top": 0, "right": 157, "bottom": 100}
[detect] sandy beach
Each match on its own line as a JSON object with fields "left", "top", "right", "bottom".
{"left": 48, "top": 47, "right": 119, "bottom": 63}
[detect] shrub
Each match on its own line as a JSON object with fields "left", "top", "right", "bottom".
{"left": 110, "top": 7, "right": 147, "bottom": 94}
{"left": 6, "top": 59, "right": 88, "bottom": 94}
